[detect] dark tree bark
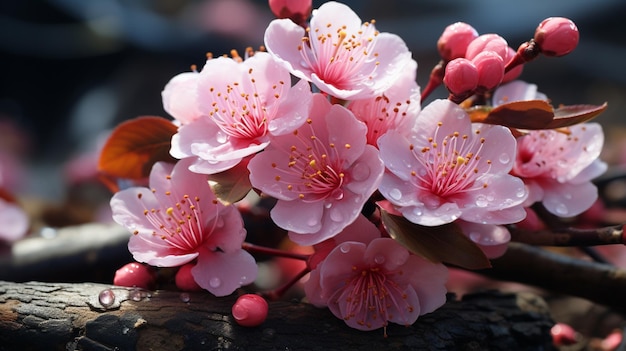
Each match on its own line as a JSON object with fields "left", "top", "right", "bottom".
{"left": 0, "top": 281, "right": 555, "bottom": 351}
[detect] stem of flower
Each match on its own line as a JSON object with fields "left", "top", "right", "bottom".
{"left": 242, "top": 242, "right": 311, "bottom": 261}
{"left": 420, "top": 60, "right": 445, "bottom": 103}
{"left": 260, "top": 267, "right": 311, "bottom": 301}
{"left": 508, "top": 223, "right": 626, "bottom": 247}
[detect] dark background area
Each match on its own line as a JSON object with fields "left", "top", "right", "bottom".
{"left": 0, "top": 0, "right": 625, "bottom": 202}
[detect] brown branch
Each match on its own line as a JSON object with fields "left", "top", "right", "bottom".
{"left": 479, "top": 242, "right": 626, "bottom": 313}
{"left": 508, "top": 223, "right": 626, "bottom": 246}
{"left": 0, "top": 281, "right": 554, "bottom": 351}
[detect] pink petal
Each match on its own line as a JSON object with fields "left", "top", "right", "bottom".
{"left": 264, "top": 19, "right": 312, "bottom": 80}
{"left": 543, "top": 181, "right": 598, "bottom": 217}
{"left": 274, "top": 200, "right": 324, "bottom": 235}
{"left": 0, "top": 199, "right": 28, "bottom": 242}
{"left": 192, "top": 247, "right": 258, "bottom": 296}
{"left": 162, "top": 72, "right": 200, "bottom": 124}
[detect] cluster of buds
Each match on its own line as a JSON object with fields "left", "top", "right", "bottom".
{"left": 436, "top": 17, "right": 579, "bottom": 103}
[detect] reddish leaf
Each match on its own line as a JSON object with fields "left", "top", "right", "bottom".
{"left": 207, "top": 158, "right": 253, "bottom": 204}
{"left": 544, "top": 102, "right": 607, "bottom": 129}
{"left": 379, "top": 206, "right": 491, "bottom": 270}
{"left": 468, "top": 100, "right": 554, "bottom": 129}
{"left": 98, "top": 116, "right": 178, "bottom": 179}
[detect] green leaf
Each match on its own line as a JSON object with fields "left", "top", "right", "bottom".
{"left": 379, "top": 206, "right": 491, "bottom": 270}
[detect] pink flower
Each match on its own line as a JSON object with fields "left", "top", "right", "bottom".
{"left": 0, "top": 198, "right": 28, "bottom": 243}
{"left": 304, "top": 216, "right": 448, "bottom": 331}
{"left": 170, "top": 51, "right": 313, "bottom": 174}
{"left": 162, "top": 71, "right": 201, "bottom": 125}
{"left": 347, "top": 60, "right": 421, "bottom": 146}
{"left": 378, "top": 99, "right": 527, "bottom": 226}
{"left": 494, "top": 80, "right": 606, "bottom": 216}
{"left": 247, "top": 94, "right": 384, "bottom": 245}
{"left": 264, "top": 1, "right": 414, "bottom": 100}
{"left": 512, "top": 125, "right": 605, "bottom": 217}
{"left": 110, "top": 159, "right": 258, "bottom": 296}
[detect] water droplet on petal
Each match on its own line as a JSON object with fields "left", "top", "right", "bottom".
{"left": 98, "top": 289, "right": 115, "bottom": 308}
{"left": 331, "top": 189, "right": 344, "bottom": 201}
{"left": 555, "top": 203, "right": 568, "bottom": 216}
{"left": 209, "top": 277, "right": 222, "bottom": 288}
{"left": 475, "top": 195, "right": 488, "bottom": 208}
{"left": 516, "top": 188, "right": 526, "bottom": 198}
{"left": 307, "top": 218, "right": 318, "bottom": 227}
{"left": 374, "top": 255, "right": 385, "bottom": 264}
{"left": 180, "top": 292, "right": 191, "bottom": 303}
{"left": 324, "top": 202, "right": 333, "bottom": 209}
{"left": 216, "top": 131, "right": 228, "bottom": 144}
{"left": 351, "top": 163, "right": 371, "bottom": 181}
{"left": 412, "top": 207, "right": 423, "bottom": 216}
{"left": 498, "top": 153, "right": 510, "bottom": 164}
{"left": 388, "top": 188, "right": 402, "bottom": 201}
{"left": 330, "top": 210, "right": 344, "bottom": 222}
{"left": 340, "top": 243, "right": 351, "bottom": 253}
{"left": 267, "top": 120, "right": 278, "bottom": 132}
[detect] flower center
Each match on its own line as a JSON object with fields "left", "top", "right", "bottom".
{"left": 271, "top": 118, "right": 348, "bottom": 202}
{"left": 410, "top": 123, "right": 491, "bottom": 199}
{"left": 339, "top": 266, "right": 413, "bottom": 329}
{"left": 136, "top": 186, "right": 221, "bottom": 253}
{"left": 298, "top": 21, "right": 380, "bottom": 89}
{"left": 207, "top": 69, "right": 286, "bottom": 142}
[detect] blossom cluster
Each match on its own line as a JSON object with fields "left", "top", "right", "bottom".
{"left": 107, "top": 1, "right": 606, "bottom": 332}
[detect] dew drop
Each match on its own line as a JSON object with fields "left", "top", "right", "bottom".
{"left": 374, "top": 255, "right": 385, "bottom": 264}
{"left": 209, "top": 277, "right": 222, "bottom": 288}
{"left": 330, "top": 210, "right": 344, "bottom": 222}
{"left": 388, "top": 188, "right": 402, "bottom": 201}
{"left": 555, "top": 203, "right": 568, "bottom": 216}
{"left": 122, "top": 327, "right": 129, "bottom": 335}
{"left": 331, "top": 189, "right": 344, "bottom": 201}
{"left": 340, "top": 243, "right": 351, "bottom": 253}
{"left": 324, "top": 202, "right": 333, "bottom": 209}
{"left": 98, "top": 289, "right": 115, "bottom": 308}
{"left": 216, "top": 131, "right": 228, "bottom": 144}
{"left": 215, "top": 218, "right": 225, "bottom": 228}
{"left": 475, "top": 195, "right": 488, "bottom": 208}
{"left": 180, "top": 292, "right": 191, "bottom": 303}
{"left": 351, "top": 163, "right": 371, "bottom": 181}
{"left": 129, "top": 288, "right": 143, "bottom": 302}
{"left": 498, "top": 153, "right": 510, "bottom": 164}
{"left": 307, "top": 218, "right": 318, "bottom": 227}
{"left": 267, "top": 120, "right": 278, "bottom": 132}
{"left": 412, "top": 207, "right": 423, "bottom": 216}
{"left": 516, "top": 188, "right": 526, "bottom": 198}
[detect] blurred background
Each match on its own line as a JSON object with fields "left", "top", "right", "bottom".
{"left": 0, "top": 0, "right": 625, "bottom": 204}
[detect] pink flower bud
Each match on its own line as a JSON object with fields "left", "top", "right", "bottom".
{"left": 175, "top": 263, "right": 203, "bottom": 292}
{"left": 232, "top": 294, "right": 269, "bottom": 327}
{"left": 113, "top": 262, "right": 156, "bottom": 290}
{"left": 437, "top": 22, "right": 479, "bottom": 61}
{"left": 268, "top": 0, "right": 312, "bottom": 26}
{"left": 465, "top": 34, "right": 509, "bottom": 61}
{"left": 471, "top": 51, "right": 504, "bottom": 93}
{"left": 443, "top": 58, "right": 478, "bottom": 97}
{"left": 534, "top": 17, "right": 579, "bottom": 57}
{"left": 551, "top": 323, "right": 579, "bottom": 346}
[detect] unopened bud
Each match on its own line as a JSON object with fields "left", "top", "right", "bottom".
{"left": 437, "top": 22, "right": 479, "bottom": 61}
{"left": 534, "top": 17, "right": 579, "bottom": 57}
{"left": 472, "top": 51, "right": 504, "bottom": 93}
{"left": 443, "top": 58, "right": 478, "bottom": 97}
{"left": 465, "top": 34, "right": 509, "bottom": 61}
{"left": 268, "top": 0, "right": 312, "bottom": 27}
{"left": 114, "top": 262, "right": 156, "bottom": 290}
{"left": 551, "top": 323, "right": 579, "bottom": 346}
{"left": 175, "top": 263, "right": 203, "bottom": 292}
{"left": 232, "top": 294, "right": 269, "bottom": 327}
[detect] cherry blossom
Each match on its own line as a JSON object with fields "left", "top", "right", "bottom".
{"left": 170, "top": 51, "right": 313, "bottom": 174}
{"left": 264, "top": 1, "right": 414, "bottom": 100}
{"left": 378, "top": 99, "right": 527, "bottom": 226}
{"left": 304, "top": 215, "right": 448, "bottom": 331}
{"left": 110, "top": 159, "right": 257, "bottom": 296}
{"left": 347, "top": 59, "right": 421, "bottom": 146}
{"left": 162, "top": 71, "right": 201, "bottom": 125}
{"left": 247, "top": 94, "right": 384, "bottom": 245}
{"left": 495, "top": 80, "right": 606, "bottom": 217}
{"left": 512, "top": 125, "right": 605, "bottom": 217}
{"left": 0, "top": 198, "right": 29, "bottom": 243}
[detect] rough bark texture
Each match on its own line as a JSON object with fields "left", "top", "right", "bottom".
{"left": 0, "top": 281, "right": 555, "bottom": 351}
